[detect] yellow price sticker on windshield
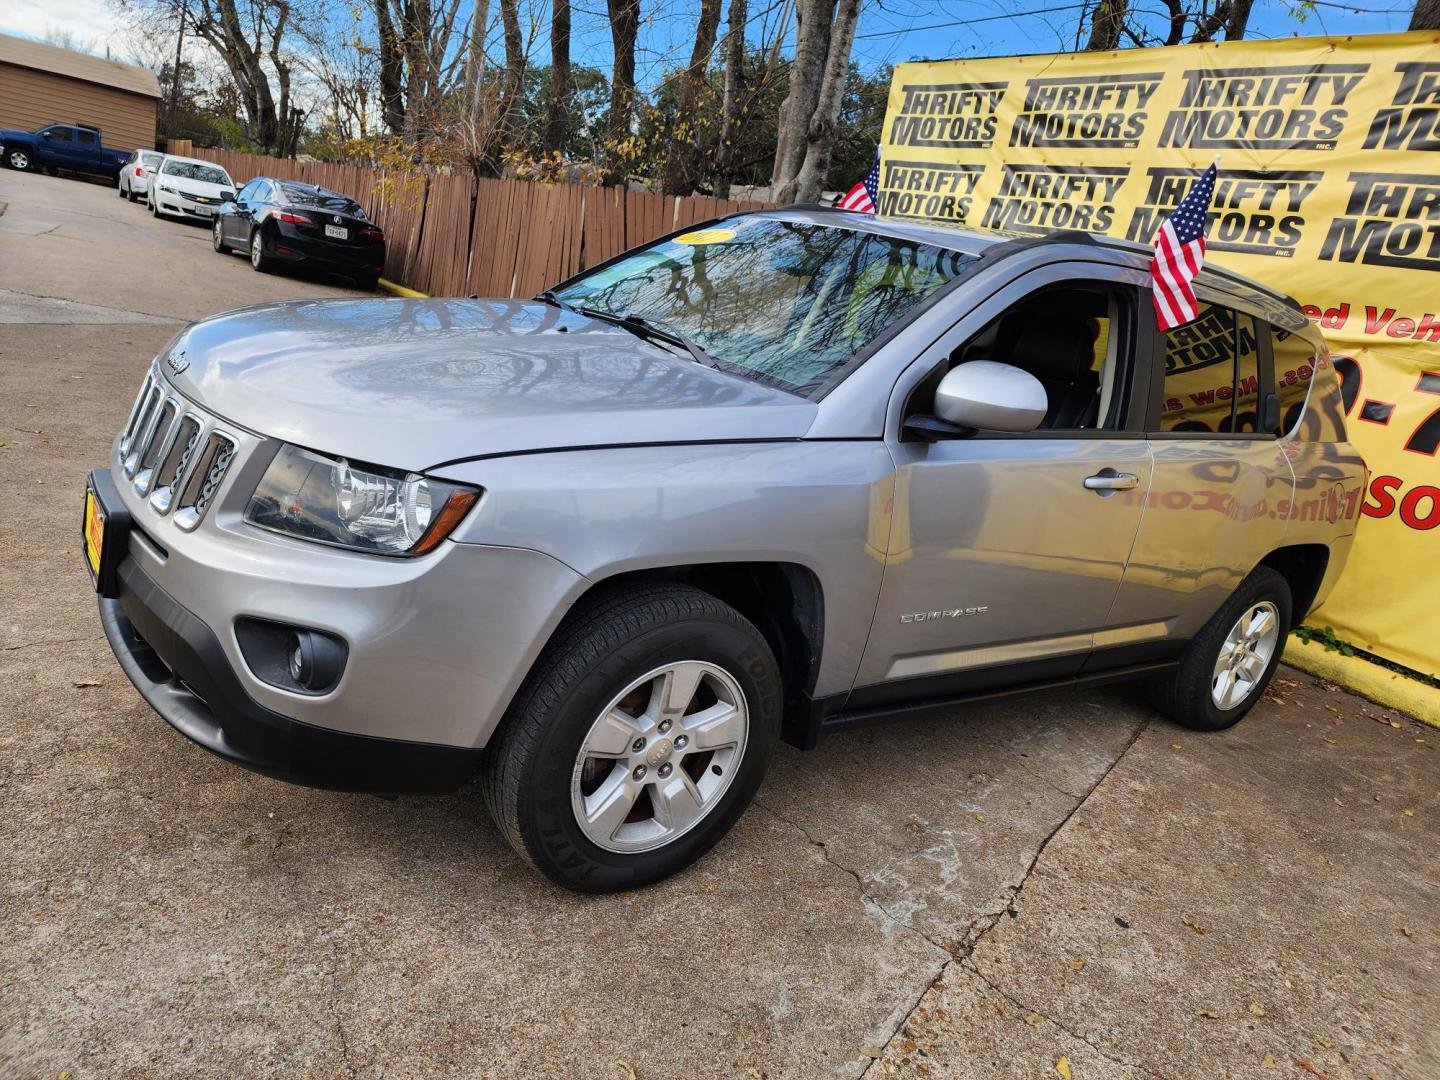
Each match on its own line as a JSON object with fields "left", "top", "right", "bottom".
{"left": 673, "top": 228, "right": 736, "bottom": 245}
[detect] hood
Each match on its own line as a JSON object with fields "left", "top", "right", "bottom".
{"left": 165, "top": 175, "right": 232, "bottom": 196}
{"left": 159, "top": 298, "right": 816, "bottom": 471}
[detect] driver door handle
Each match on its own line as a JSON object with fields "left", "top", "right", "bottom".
{"left": 1084, "top": 468, "right": 1140, "bottom": 493}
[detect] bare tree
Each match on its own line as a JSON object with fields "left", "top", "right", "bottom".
{"left": 779, "top": 0, "right": 858, "bottom": 203}
{"left": 711, "top": 0, "right": 747, "bottom": 199}
{"left": 541, "top": 0, "right": 571, "bottom": 153}
{"left": 660, "top": 0, "right": 723, "bottom": 195}
{"left": 602, "top": 0, "right": 640, "bottom": 184}
{"left": 1085, "top": 0, "right": 1128, "bottom": 48}
{"left": 771, "top": 0, "right": 833, "bottom": 191}
{"left": 1411, "top": 0, "right": 1440, "bottom": 28}
{"left": 369, "top": 0, "right": 466, "bottom": 142}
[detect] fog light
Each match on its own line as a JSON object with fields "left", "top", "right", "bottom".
{"left": 286, "top": 629, "right": 344, "bottom": 693}
{"left": 235, "top": 618, "right": 348, "bottom": 695}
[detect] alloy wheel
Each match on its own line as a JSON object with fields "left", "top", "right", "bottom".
{"left": 250, "top": 233, "right": 262, "bottom": 267}
{"left": 1211, "top": 601, "right": 1280, "bottom": 710}
{"left": 9, "top": 151, "right": 29, "bottom": 170}
{"left": 570, "top": 661, "right": 748, "bottom": 853}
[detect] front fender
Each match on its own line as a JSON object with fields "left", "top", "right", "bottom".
{"left": 436, "top": 440, "right": 896, "bottom": 700}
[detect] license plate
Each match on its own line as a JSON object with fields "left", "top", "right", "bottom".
{"left": 325, "top": 224, "right": 348, "bottom": 240}
{"left": 84, "top": 487, "right": 105, "bottom": 579}
{"left": 194, "top": 206, "right": 212, "bottom": 216}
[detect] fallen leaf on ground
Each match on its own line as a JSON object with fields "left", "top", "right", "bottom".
{"left": 72, "top": 679, "right": 102, "bottom": 688}
{"left": 1115, "top": 916, "right": 1131, "bottom": 929}
{"left": 744, "top": 1069, "right": 764, "bottom": 1080}
{"left": 1196, "top": 1009, "right": 1220, "bottom": 1019}
{"left": 1261, "top": 1052, "right": 1276, "bottom": 1067}
{"left": 1171, "top": 743, "right": 1183, "bottom": 750}
{"left": 1249, "top": 1002, "right": 1266, "bottom": 1017}
{"left": 859, "top": 1047, "right": 885, "bottom": 1058}
{"left": 1025, "top": 1013, "right": 1043, "bottom": 1026}
{"left": 1402, "top": 809, "right": 1415, "bottom": 817}
{"left": 1184, "top": 919, "right": 1208, "bottom": 935}
{"left": 1323, "top": 736, "right": 1338, "bottom": 745}
{"left": 616, "top": 1062, "right": 637, "bottom": 1080}
{"left": 1067, "top": 958, "right": 1085, "bottom": 971}
{"left": 974, "top": 813, "right": 985, "bottom": 822}
{"left": 1055, "top": 1056, "right": 1072, "bottom": 1080}
{"left": 1401, "top": 926, "right": 1413, "bottom": 937}
{"left": 1297, "top": 1061, "right": 1331, "bottom": 1079}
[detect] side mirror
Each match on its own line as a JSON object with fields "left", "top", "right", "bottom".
{"left": 220, "top": 191, "right": 236, "bottom": 203}
{"left": 934, "top": 360, "right": 1048, "bottom": 433}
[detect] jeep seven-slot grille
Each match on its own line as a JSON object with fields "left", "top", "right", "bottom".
{"left": 117, "top": 366, "right": 238, "bottom": 529}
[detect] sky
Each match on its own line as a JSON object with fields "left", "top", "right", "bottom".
{"left": 0, "top": 0, "right": 1415, "bottom": 85}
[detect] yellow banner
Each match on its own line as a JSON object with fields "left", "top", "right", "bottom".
{"left": 880, "top": 32, "right": 1440, "bottom": 677}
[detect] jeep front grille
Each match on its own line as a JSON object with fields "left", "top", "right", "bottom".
{"left": 116, "top": 364, "right": 240, "bottom": 529}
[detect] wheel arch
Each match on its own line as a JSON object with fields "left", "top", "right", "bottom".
{"left": 559, "top": 561, "right": 826, "bottom": 746}
{"left": 1257, "top": 543, "right": 1331, "bottom": 621}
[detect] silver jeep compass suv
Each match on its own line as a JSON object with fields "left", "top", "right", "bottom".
{"left": 85, "top": 209, "right": 1364, "bottom": 891}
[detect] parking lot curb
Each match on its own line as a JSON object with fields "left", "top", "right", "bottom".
{"left": 1286, "top": 636, "right": 1440, "bottom": 728}
{"left": 378, "top": 278, "right": 429, "bottom": 298}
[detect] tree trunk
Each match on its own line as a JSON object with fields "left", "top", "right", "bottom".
{"left": 780, "top": 0, "right": 859, "bottom": 204}
{"left": 541, "top": 0, "right": 571, "bottom": 153}
{"left": 660, "top": 0, "right": 723, "bottom": 195}
{"left": 1223, "top": 0, "right": 1254, "bottom": 37}
{"left": 495, "top": 0, "right": 526, "bottom": 148}
{"left": 1085, "top": 0, "right": 1128, "bottom": 50}
{"left": 373, "top": 0, "right": 406, "bottom": 134}
{"left": 602, "top": 0, "right": 640, "bottom": 185}
{"left": 462, "top": 0, "right": 491, "bottom": 132}
{"left": 711, "top": 0, "right": 747, "bottom": 200}
{"left": 772, "top": 0, "right": 833, "bottom": 190}
{"left": 1412, "top": 0, "right": 1440, "bottom": 28}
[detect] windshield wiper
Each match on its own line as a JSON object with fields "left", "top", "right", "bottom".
{"left": 579, "top": 307, "right": 716, "bottom": 368}
{"left": 536, "top": 289, "right": 579, "bottom": 314}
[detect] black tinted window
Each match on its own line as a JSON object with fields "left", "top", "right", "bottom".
{"left": 43, "top": 127, "right": 72, "bottom": 142}
{"left": 76, "top": 129, "right": 97, "bottom": 146}
{"left": 278, "top": 184, "right": 363, "bottom": 217}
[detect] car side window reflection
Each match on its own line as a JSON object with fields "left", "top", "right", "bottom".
{"left": 1158, "top": 302, "right": 1265, "bottom": 435}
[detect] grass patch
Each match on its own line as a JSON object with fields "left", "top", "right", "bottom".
{"left": 1293, "top": 625, "right": 1438, "bottom": 689}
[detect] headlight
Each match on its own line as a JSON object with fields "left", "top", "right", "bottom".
{"left": 244, "top": 444, "right": 479, "bottom": 556}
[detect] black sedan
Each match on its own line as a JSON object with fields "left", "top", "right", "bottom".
{"left": 212, "top": 177, "right": 386, "bottom": 290}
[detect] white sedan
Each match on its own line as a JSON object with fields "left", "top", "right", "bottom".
{"left": 117, "top": 149, "right": 164, "bottom": 203}
{"left": 147, "top": 155, "right": 236, "bottom": 222}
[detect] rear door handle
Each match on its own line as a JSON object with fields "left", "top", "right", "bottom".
{"left": 1083, "top": 468, "right": 1140, "bottom": 493}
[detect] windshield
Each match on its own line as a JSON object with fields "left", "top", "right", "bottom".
{"left": 162, "top": 161, "right": 232, "bottom": 186}
{"left": 140, "top": 152, "right": 163, "bottom": 167}
{"left": 278, "top": 184, "right": 365, "bottom": 217}
{"left": 553, "top": 216, "right": 976, "bottom": 396}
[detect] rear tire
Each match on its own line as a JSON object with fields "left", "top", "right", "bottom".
{"left": 128, "top": 188, "right": 138, "bottom": 203}
{"left": 481, "top": 584, "right": 781, "bottom": 893}
{"left": 118, "top": 182, "right": 126, "bottom": 198}
{"left": 1148, "top": 566, "right": 1292, "bottom": 732}
{"left": 353, "top": 271, "right": 381, "bottom": 292}
{"left": 249, "top": 228, "right": 273, "bottom": 273}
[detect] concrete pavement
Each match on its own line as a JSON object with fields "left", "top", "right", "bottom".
{"left": 2, "top": 166, "right": 1437, "bottom": 1079}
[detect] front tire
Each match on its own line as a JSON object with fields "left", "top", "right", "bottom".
{"left": 212, "top": 218, "right": 228, "bottom": 253}
{"left": 7, "top": 149, "right": 31, "bottom": 171}
{"left": 1149, "top": 566, "right": 1292, "bottom": 732}
{"left": 481, "top": 584, "right": 781, "bottom": 893}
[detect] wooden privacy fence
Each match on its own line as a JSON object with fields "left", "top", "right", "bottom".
{"left": 191, "top": 149, "right": 773, "bottom": 297}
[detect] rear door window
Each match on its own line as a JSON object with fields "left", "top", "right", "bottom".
{"left": 1157, "top": 302, "right": 1269, "bottom": 436}
{"left": 76, "top": 129, "right": 97, "bottom": 146}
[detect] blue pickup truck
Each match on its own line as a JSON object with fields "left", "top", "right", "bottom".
{"left": 0, "top": 123, "right": 131, "bottom": 179}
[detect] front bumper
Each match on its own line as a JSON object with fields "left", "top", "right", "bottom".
{"left": 100, "top": 557, "right": 478, "bottom": 793}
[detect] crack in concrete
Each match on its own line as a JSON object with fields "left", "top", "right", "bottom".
{"left": 849, "top": 713, "right": 1153, "bottom": 1077}
{"left": 327, "top": 938, "right": 358, "bottom": 1078}
{"left": 964, "top": 957, "right": 1160, "bottom": 1077}
{"left": 755, "top": 799, "right": 952, "bottom": 957}
{"left": 2, "top": 636, "right": 90, "bottom": 653}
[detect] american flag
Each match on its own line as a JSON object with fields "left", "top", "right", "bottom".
{"left": 837, "top": 149, "right": 880, "bottom": 213}
{"left": 1151, "top": 162, "right": 1217, "bottom": 331}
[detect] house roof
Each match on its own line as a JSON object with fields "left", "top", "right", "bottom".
{"left": 0, "top": 33, "right": 162, "bottom": 99}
